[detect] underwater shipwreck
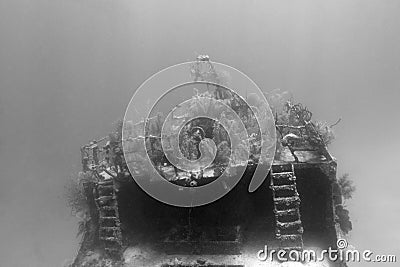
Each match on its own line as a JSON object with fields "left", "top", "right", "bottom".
{"left": 68, "top": 59, "right": 352, "bottom": 267}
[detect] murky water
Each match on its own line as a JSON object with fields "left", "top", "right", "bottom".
{"left": 0, "top": 1, "right": 399, "bottom": 266}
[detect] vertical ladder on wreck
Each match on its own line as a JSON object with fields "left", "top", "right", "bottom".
{"left": 94, "top": 179, "right": 123, "bottom": 256}
{"left": 271, "top": 163, "right": 304, "bottom": 250}
{"left": 81, "top": 137, "right": 124, "bottom": 257}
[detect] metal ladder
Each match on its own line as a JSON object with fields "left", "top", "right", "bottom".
{"left": 270, "top": 164, "right": 304, "bottom": 250}
{"left": 95, "top": 179, "right": 123, "bottom": 256}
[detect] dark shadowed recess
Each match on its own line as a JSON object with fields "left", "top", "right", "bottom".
{"left": 116, "top": 165, "right": 333, "bottom": 252}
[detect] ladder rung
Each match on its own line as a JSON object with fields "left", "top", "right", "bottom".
{"left": 100, "top": 226, "right": 120, "bottom": 230}
{"left": 100, "top": 216, "right": 118, "bottom": 220}
{"left": 274, "top": 208, "right": 298, "bottom": 216}
{"left": 96, "top": 196, "right": 115, "bottom": 201}
{"left": 277, "top": 234, "right": 303, "bottom": 241}
{"left": 272, "top": 172, "right": 294, "bottom": 178}
{"left": 99, "top": 206, "right": 117, "bottom": 211}
{"left": 277, "top": 220, "right": 302, "bottom": 229}
{"left": 271, "top": 184, "right": 296, "bottom": 191}
{"left": 274, "top": 196, "right": 300, "bottom": 204}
